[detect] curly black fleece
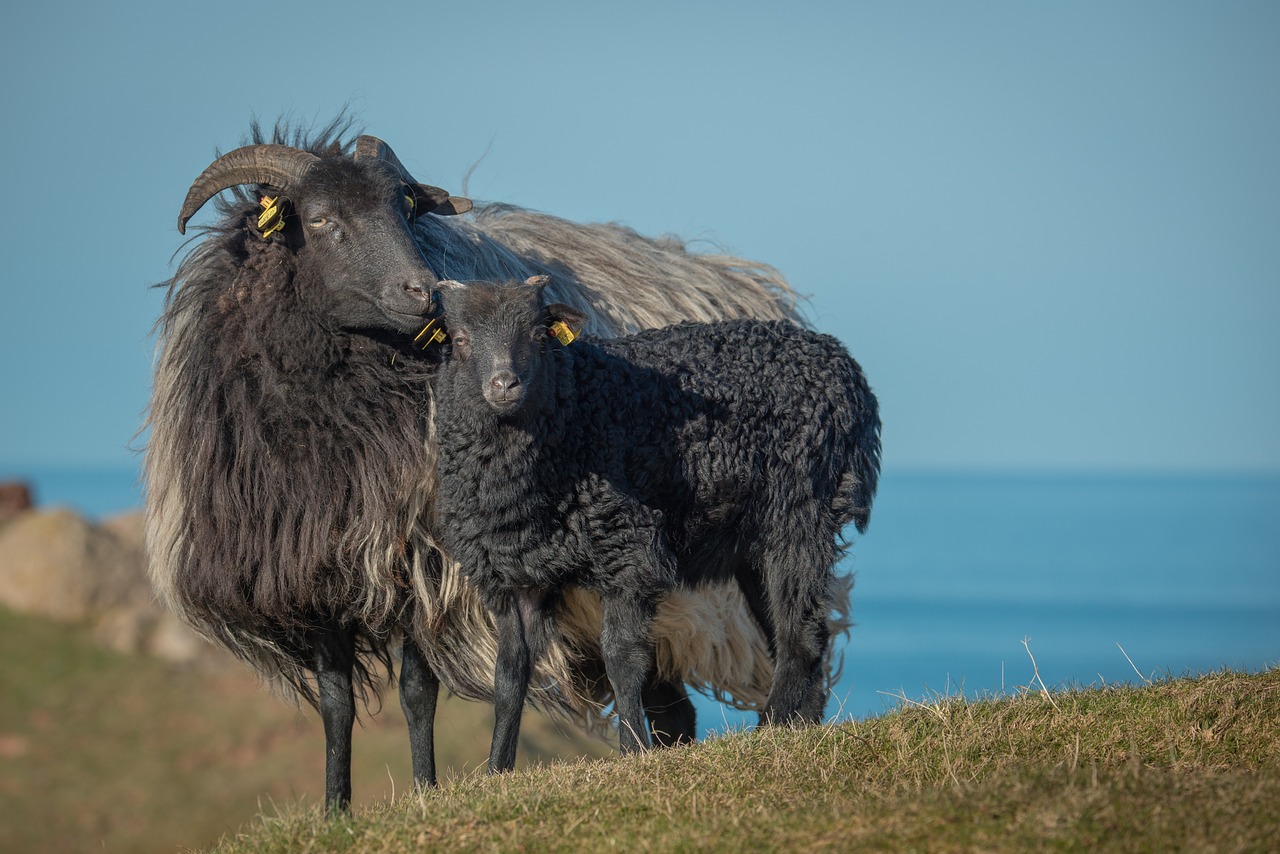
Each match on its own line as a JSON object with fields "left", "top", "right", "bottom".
{"left": 432, "top": 282, "right": 881, "bottom": 766}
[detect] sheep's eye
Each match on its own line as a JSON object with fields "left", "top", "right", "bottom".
{"left": 308, "top": 216, "right": 329, "bottom": 228}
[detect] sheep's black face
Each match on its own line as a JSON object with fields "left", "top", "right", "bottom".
{"left": 287, "top": 160, "right": 439, "bottom": 335}
{"left": 439, "top": 283, "right": 548, "bottom": 417}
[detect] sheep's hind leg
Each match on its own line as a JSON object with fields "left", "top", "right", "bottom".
{"left": 643, "top": 677, "right": 697, "bottom": 747}
{"left": 313, "top": 623, "right": 357, "bottom": 814}
{"left": 399, "top": 638, "right": 439, "bottom": 789}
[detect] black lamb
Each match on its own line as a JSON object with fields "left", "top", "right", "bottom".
{"left": 431, "top": 277, "right": 881, "bottom": 771}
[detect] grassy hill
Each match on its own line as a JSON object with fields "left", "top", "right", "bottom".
{"left": 3, "top": 604, "right": 1277, "bottom": 852}
{"left": 209, "top": 665, "right": 1280, "bottom": 854}
{"left": 207, "top": 667, "right": 1280, "bottom": 853}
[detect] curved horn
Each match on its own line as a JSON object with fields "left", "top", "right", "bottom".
{"left": 354, "top": 135, "right": 473, "bottom": 216}
{"left": 353, "top": 135, "right": 418, "bottom": 184}
{"left": 177, "top": 144, "right": 320, "bottom": 233}
{"left": 411, "top": 184, "right": 474, "bottom": 216}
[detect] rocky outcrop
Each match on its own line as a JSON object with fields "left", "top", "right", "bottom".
{"left": 0, "top": 481, "right": 34, "bottom": 524}
{"left": 0, "top": 507, "right": 222, "bottom": 664}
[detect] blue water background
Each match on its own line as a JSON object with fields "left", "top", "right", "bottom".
{"left": 699, "top": 471, "right": 1280, "bottom": 735}
{"left": 0, "top": 464, "right": 145, "bottom": 520}
{"left": 6, "top": 465, "right": 1278, "bottom": 737}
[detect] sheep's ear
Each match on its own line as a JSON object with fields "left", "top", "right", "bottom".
{"left": 411, "top": 183, "right": 473, "bottom": 216}
{"left": 545, "top": 303, "right": 587, "bottom": 346}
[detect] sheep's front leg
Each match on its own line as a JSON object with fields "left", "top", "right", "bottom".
{"left": 601, "top": 594, "right": 655, "bottom": 754}
{"left": 399, "top": 638, "right": 439, "bottom": 790}
{"left": 313, "top": 623, "right": 357, "bottom": 814}
{"left": 488, "top": 598, "right": 531, "bottom": 774}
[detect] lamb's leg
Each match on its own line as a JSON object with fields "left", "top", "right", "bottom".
{"left": 765, "top": 610, "right": 829, "bottom": 725}
{"left": 799, "top": 653, "right": 831, "bottom": 723}
{"left": 643, "top": 677, "right": 697, "bottom": 747}
{"left": 488, "top": 598, "right": 531, "bottom": 774}
{"left": 314, "top": 623, "right": 357, "bottom": 814}
{"left": 758, "top": 539, "right": 832, "bottom": 725}
{"left": 600, "top": 593, "right": 656, "bottom": 754}
{"left": 733, "top": 566, "right": 779, "bottom": 726}
{"left": 399, "top": 638, "right": 439, "bottom": 789}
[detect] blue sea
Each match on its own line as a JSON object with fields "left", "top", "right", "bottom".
{"left": 701, "top": 471, "right": 1280, "bottom": 735}
{"left": 0, "top": 465, "right": 147, "bottom": 521}
{"left": 7, "top": 465, "right": 1278, "bottom": 737}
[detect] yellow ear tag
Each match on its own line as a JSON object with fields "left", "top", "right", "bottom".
{"left": 413, "top": 318, "right": 447, "bottom": 350}
{"left": 549, "top": 321, "right": 576, "bottom": 346}
{"left": 257, "top": 196, "right": 285, "bottom": 238}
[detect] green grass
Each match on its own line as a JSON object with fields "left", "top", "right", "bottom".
{"left": 206, "top": 668, "right": 1280, "bottom": 853}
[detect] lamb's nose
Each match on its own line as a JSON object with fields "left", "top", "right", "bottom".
{"left": 489, "top": 371, "right": 521, "bottom": 398}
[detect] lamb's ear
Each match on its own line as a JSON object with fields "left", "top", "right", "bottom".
{"left": 545, "top": 303, "right": 587, "bottom": 345}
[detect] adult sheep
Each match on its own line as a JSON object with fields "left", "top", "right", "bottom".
{"left": 145, "top": 120, "right": 844, "bottom": 812}
{"left": 430, "top": 277, "right": 881, "bottom": 771}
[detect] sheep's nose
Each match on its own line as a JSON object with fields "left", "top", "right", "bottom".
{"left": 402, "top": 271, "right": 436, "bottom": 301}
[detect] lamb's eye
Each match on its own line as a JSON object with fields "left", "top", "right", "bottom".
{"left": 308, "top": 216, "right": 329, "bottom": 228}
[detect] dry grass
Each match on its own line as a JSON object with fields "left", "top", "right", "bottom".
{"left": 208, "top": 667, "right": 1280, "bottom": 852}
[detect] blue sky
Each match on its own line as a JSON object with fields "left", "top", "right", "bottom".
{"left": 2, "top": 1, "right": 1277, "bottom": 474}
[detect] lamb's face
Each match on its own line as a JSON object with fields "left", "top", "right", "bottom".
{"left": 437, "top": 278, "right": 588, "bottom": 417}
{"left": 438, "top": 281, "right": 552, "bottom": 415}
